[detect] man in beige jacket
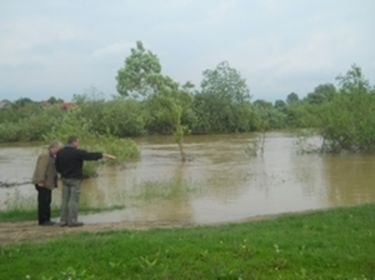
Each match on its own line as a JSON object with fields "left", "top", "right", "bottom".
{"left": 32, "top": 141, "right": 61, "bottom": 226}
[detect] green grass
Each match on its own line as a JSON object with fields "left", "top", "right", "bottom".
{"left": 1, "top": 204, "right": 374, "bottom": 279}
{"left": 0, "top": 205, "right": 125, "bottom": 222}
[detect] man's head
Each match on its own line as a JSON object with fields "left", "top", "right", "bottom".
{"left": 48, "top": 141, "right": 61, "bottom": 155}
{"left": 67, "top": 135, "right": 80, "bottom": 148}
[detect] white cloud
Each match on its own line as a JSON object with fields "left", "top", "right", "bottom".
{"left": 90, "top": 42, "right": 132, "bottom": 59}
{"left": 0, "top": 18, "right": 82, "bottom": 66}
{"left": 0, "top": 0, "right": 374, "bottom": 101}
{"left": 218, "top": 22, "right": 369, "bottom": 98}
{"left": 207, "top": 0, "right": 237, "bottom": 18}
{"left": 276, "top": 28, "right": 358, "bottom": 74}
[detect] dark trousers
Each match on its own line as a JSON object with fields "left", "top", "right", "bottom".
{"left": 35, "top": 185, "right": 52, "bottom": 224}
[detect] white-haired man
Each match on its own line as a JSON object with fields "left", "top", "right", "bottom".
{"left": 32, "top": 141, "right": 61, "bottom": 226}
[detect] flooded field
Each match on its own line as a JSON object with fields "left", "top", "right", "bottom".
{"left": 1, "top": 132, "right": 375, "bottom": 225}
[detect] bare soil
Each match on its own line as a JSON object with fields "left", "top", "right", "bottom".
{"left": 0, "top": 213, "right": 284, "bottom": 245}
{"left": 0, "top": 220, "right": 196, "bottom": 245}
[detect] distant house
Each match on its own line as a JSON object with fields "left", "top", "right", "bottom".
{"left": 0, "top": 100, "right": 11, "bottom": 110}
{"left": 59, "top": 102, "right": 74, "bottom": 111}
{"left": 40, "top": 101, "right": 52, "bottom": 108}
{"left": 38, "top": 100, "right": 74, "bottom": 111}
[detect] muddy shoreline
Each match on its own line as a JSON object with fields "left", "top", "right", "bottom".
{"left": 0, "top": 208, "right": 330, "bottom": 245}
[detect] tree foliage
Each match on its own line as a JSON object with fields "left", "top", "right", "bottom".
{"left": 200, "top": 61, "right": 250, "bottom": 104}
{"left": 319, "top": 65, "right": 375, "bottom": 152}
{"left": 116, "top": 41, "right": 162, "bottom": 97}
{"left": 116, "top": 41, "right": 193, "bottom": 160}
{"left": 2, "top": 41, "right": 375, "bottom": 155}
{"left": 192, "top": 61, "right": 255, "bottom": 133}
{"left": 286, "top": 92, "right": 299, "bottom": 105}
{"left": 306, "top": 83, "right": 336, "bottom": 105}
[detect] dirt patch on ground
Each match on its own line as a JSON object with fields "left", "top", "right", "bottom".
{"left": 0, "top": 220, "right": 196, "bottom": 245}
{"left": 0, "top": 211, "right": 313, "bottom": 245}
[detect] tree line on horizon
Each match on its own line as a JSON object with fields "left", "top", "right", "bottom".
{"left": 1, "top": 41, "right": 374, "bottom": 153}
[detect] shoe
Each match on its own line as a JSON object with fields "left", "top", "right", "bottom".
{"left": 67, "top": 222, "right": 84, "bottom": 227}
{"left": 40, "top": 221, "right": 56, "bottom": 226}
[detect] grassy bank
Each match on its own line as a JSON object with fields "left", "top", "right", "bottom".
{"left": 0, "top": 205, "right": 125, "bottom": 223}
{"left": 1, "top": 204, "right": 374, "bottom": 279}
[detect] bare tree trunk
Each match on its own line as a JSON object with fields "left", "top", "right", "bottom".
{"left": 178, "top": 140, "right": 187, "bottom": 162}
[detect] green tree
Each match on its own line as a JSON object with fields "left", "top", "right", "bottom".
{"left": 284, "top": 91, "right": 322, "bottom": 128}
{"left": 116, "top": 41, "right": 191, "bottom": 161}
{"left": 336, "top": 64, "right": 370, "bottom": 94}
{"left": 144, "top": 77, "right": 194, "bottom": 161}
{"left": 201, "top": 61, "right": 250, "bottom": 103}
{"left": 253, "top": 100, "right": 272, "bottom": 130}
{"left": 319, "top": 65, "right": 375, "bottom": 151}
{"left": 116, "top": 41, "right": 162, "bottom": 98}
{"left": 286, "top": 92, "right": 299, "bottom": 105}
{"left": 305, "top": 83, "right": 336, "bottom": 104}
{"left": 253, "top": 100, "right": 287, "bottom": 130}
{"left": 13, "top": 97, "right": 34, "bottom": 108}
{"left": 47, "top": 96, "right": 63, "bottom": 104}
{"left": 73, "top": 94, "right": 145, "bottom": 137}
{"left": 193, "top": 61, "right": 255, "bottom": 133}
{"left": 274, "top": 99, "right": 287, "bottom": 111}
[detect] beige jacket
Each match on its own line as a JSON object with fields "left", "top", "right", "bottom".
{"left": 32, "top": 152, "right": 58, "bottom": 190}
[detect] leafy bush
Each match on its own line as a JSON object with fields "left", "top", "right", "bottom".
{"left": 101, "top": 98, "right": 145, "bottom": 137}
{"left": 318, "top": 65, "right": 375, "bottom": 152}
{"left": 43, "top": 107, "right": 139, "bottom": 177}
{"left": 192, "top": 62, "right": 257, "bottom": 133}
{"left": 319, "top": 91, "right": 375, "bottom": 152}
{"left": 0, "top": 123, "right": 23, "bottom": 142}
{"left": 72, "top": 95, "right": 145, "bottom": 137}
{"left": 0, "top": 105, "right": 64, "bottom": 142}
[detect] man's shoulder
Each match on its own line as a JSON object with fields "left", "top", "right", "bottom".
{"left": 35, "top": 152, "right": 49, "bottom": 167}
{"left": 38, "top": 151, "right": 49, "bottom": 159}
{"left": 57, "top": 146, "right": 80, "bottom": 157}
{"left": 58, "top": 146, "right": 73, "bottom": 153}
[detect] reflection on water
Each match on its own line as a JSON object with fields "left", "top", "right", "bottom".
{"left": 1, "top": 133, "right": 375, "bottom": 225}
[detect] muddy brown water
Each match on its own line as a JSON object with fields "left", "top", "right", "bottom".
{"left": 1, "top": 132, "right": 375, "bottom": 226}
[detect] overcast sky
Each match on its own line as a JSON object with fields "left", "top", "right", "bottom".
{"left": 1, "top": 0, "right": 374, "bottom": 102}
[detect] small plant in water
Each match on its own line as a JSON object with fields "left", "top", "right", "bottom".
{"left": 131, "top": 179, "right": 198, "bottom": 201}
{"left": 244, "top": 133, "right": 266, "bottom": 158}
{"left": 295, "top": 129, "right": 324, "bottom": 154}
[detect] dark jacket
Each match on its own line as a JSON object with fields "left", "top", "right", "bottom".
{"left": 32, "top": 152, "right": 58, "bottom": 189}
{"left": 55, "top": 146, "right": 103, "bottom": 179}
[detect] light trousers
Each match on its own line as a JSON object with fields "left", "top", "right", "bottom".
{"left": 60, "top": 178, "right": 81, "bottom": 225}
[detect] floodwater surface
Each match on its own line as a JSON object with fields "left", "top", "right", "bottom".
{"left": 1, "top": 133, "right": 375, "bottom": 225}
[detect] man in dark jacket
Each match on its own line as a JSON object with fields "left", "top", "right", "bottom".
{"left": 56, "top": 135, "right": 115, "bottom": 227}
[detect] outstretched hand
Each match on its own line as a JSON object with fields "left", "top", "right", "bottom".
{"left": 103, "top": 153, "right": 116, "bottom": 160}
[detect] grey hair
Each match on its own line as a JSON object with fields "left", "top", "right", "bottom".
{"left": 48, "top": 141, "right": 61, "bottom": 149}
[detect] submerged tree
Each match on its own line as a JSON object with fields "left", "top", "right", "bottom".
{"left": 193, "top": 61, "right": 255, "bottom": 133}
{"left": 336, "top": 64, "right": 370, "bottom": 95}
{"left": 116, "top": 41, "right": 190, "bottom": 161}
{"left": 200, "top": 61, "right": 250, "bottom": 103}
{"left": 319, "top": 64, "right": 375, "bottom": 152}
{"left": 116, "top": 41, "right": 162, "bottom": 98}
